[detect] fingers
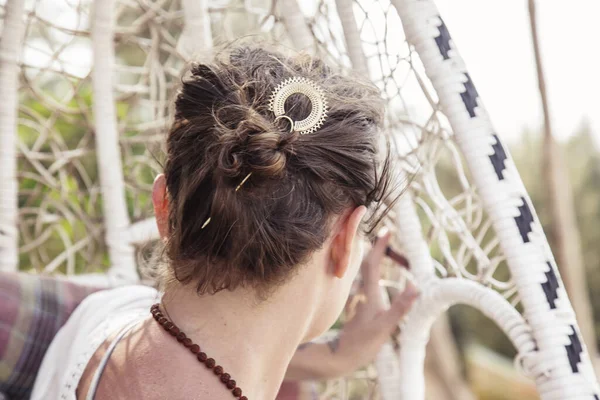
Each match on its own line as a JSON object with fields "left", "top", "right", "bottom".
{"left": 361, "top": 227, "right": 391, "bottom": 307}
{"left": 379, "top": 280, "right": 419, "bottom": 331}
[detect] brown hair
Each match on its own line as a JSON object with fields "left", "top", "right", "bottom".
{"left": 162, "top": 45, "right": 393, "bottom": 295}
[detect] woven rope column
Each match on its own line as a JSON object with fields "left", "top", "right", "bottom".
{"left": 0, "top": 0, "right": 26, "bottom": 271}
{"left": 91, "top": 0, "right": 138, "bottom": 283}
{"left": 392, "top": 0, "right": 600, "bottom": 398}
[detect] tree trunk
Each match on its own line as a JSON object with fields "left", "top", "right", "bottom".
{"left": 91, "top": 0, "right": 138, "bottom": 283}
{"left": 528, "top": 0, "right": 598, "bottom": 363}
{"left": 0, "top": 0, "right": 26, "bottom": 271}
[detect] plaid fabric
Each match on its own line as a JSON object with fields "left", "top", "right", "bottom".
{"left": 0, "top": 272, "right": 101, "bottom": 400}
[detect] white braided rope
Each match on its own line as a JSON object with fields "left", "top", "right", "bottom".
{"left": 277, "top": 0, "right": 314, "bottom": 51}
{"left": 91, "top": 0, "right": 138, "bottom": 283}
{"left": 127, "top": 217, "right": 159, "bottom": 246}
{"left": 399, "top": 278, "right": 541, "bottom": 399}
{"left": 392, "top": 0, "right": 600, "bottom": 398}
{"left": 178, "top": 0, "right": 212, "bottom": 59}
{"left": 334, "top": 0, "right": 368, "bottom": 77}
{"left": 0, "top": 0, "right": 26, "bottom": 271}
{"left": 376, "top": 184, "right": 439, "bottom": 399}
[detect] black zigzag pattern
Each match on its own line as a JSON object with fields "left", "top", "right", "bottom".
{"left": 541, "top": 262, "right": 560, "bottom": 309}
{"left": 514, "top": 197, "right": 534, "bottom": 243}
{"left": 489, "top": 134, "right": 508, "bottom": 180}
{"left": 434, "top": 19, "right": 452, "bottom": 60}
{"left": 566, "top": 326, "right": 583, "bottom": 373}
{"left": 460, "top": 73, "right": 479, "bottom": 118}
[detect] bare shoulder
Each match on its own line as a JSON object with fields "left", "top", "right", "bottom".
{"left": 77, "top": 318, "right": 227, "bottom": 400}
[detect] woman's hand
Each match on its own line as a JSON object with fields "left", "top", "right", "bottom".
{"left": 285, "top": 228, "right": 419, "bottom": 380}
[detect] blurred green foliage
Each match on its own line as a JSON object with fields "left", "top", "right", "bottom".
{"left": 18, "top": 80, "right": 106, "bottom": 274}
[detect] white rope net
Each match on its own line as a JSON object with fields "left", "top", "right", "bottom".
{"left": 3, "top": 0, "right": 598, "bottom": 398}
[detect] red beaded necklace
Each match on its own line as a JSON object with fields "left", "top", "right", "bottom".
{"left": 151, "top": 303, "right": 247, "bottom": 400}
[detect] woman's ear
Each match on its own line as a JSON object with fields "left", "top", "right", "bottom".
{"left": 331, "top": 206, "right": 367, "bottom": 279}
{"left": 152, "top": 174, "right": 170, "bottom": 242}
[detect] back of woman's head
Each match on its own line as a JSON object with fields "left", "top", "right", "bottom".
{"left": 163, "top": 44, "right": 391, "bottom": 295}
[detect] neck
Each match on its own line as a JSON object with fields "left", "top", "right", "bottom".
{"left": 161, "top": 275, "right": 319, "bottom": 399}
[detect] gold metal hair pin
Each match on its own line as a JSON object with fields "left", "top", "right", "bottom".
{"left": 200, "top": 172, "right": 252, "bottom": 230}
{"left": 235, "top": 172, "right": 252, "bottom": 191}
{"left": 268, "top": 77, "right": 328, "bottom": 135}
{"left": 200, "top": 77, "right": 328, "bottom": 230}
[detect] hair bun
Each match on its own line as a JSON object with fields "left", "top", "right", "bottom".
{"left": 164, "top": 45, "right": 390, "bottom": 297}
{"left": 216, "top": 109, "right": 290, "bottom": 182}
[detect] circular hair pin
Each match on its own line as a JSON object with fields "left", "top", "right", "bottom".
{"left": 273, "top": 115, "right": 295, "bottom": 133}
{"left": 268, "top": 77, "right": 328, "bottom": 135}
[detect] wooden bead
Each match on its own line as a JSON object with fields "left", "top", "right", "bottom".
{"left": 150, "top": 306, "right": 245, "bottom": 398}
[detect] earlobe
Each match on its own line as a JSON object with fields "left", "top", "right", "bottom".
{"left": 332, "top": 206, "right": 367, "bottom": 279}
{"left": 152, "top": 174, "right": 170, "bottom": 241}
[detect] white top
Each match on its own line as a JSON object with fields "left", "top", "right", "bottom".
{"left": 31, "top": 285, "right": 160, "bottom": 400}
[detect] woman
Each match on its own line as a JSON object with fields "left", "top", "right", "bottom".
{"left": 0, "top": 228, "right": 412, "bottom": 400}
{"left": 30, "top": 45, "right": 418, "bottom": 400}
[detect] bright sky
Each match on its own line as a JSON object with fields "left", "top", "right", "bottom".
{"left": 435, "top": 0, "right": 600, "bottom": 145}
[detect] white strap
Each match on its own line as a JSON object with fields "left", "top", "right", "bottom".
{"left": 85, "top": 320, "right": 140, "bottom": 400}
